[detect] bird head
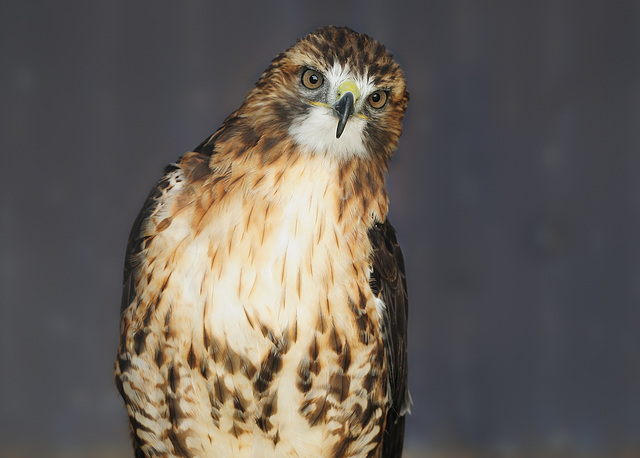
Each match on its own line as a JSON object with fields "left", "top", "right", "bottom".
{"left": 240, "top": 26, "right": 409, "bottom": 163}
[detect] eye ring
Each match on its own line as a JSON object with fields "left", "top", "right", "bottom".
{"left": 301, "top": 69, "right": 324, "bottom": 90}
{"left": 368, "top": 90, "right": 388, "bottom": 109}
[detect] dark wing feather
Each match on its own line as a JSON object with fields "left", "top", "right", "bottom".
{"left": 369, "top": 220, "right": 409, "bottom": 457}
{"left": 121, "top": 138, "right": 215, "bottom": 315}
{"left": 118, "top": 149, "right": 213, "bottom": 456}
{"left": 121, "top": 163, "right": 181, "bottom": 314}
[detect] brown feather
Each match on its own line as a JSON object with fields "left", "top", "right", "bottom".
{"left": 115, "top": 26, "right": 409, "bottom": 457}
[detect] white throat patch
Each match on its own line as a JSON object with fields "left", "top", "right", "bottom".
{"left": 289, "top": 63, "right": 376, "bottom": 160}
{"left": 289, "top": 105, "right": 368, "bottom": 159}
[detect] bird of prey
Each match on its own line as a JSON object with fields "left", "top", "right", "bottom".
{"left": 115, "top": 26, "right": 409, "bottom": 457}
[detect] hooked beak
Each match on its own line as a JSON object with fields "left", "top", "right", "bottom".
{"left": 332, "top": 81, "right": 360, "bottom": 138}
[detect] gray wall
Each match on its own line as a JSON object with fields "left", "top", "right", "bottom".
{"left": 1, "top": 1, "right": 638, "bottom": 456}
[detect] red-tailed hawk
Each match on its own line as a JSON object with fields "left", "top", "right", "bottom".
{"left": 115, "top": 26, "right": 409, "bottom": 457}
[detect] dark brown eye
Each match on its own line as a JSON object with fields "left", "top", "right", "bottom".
{"left": 301, "top": 69, "right": 324, "bottom": 89}
{"left": 368, "top": 90, "right": 388, "bottom": 109}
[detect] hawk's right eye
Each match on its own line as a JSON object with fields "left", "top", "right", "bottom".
{"left": 301, "top": 69, "right": 324, "bottom": 89}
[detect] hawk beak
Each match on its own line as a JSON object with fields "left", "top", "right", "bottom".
{"left": 332, "top": 81, "right": 360, "bottom": 139}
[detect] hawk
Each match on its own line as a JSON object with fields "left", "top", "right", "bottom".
{"left": 115, "top": 26, "right": 410, "bottom": 457}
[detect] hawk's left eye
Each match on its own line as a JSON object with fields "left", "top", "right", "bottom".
{"left": 368, "top": 90, "right": 388, "bottom": 109}
{"left": 301, "top": 69, "right": 324, "bottom": 89}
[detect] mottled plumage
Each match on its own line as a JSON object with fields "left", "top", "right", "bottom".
{"left": 115, "top": 26, "right": 409, "bottom": 457}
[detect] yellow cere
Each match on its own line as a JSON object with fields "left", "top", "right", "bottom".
{"left": 337, "top": 81, "right": 360, "bottom": 100}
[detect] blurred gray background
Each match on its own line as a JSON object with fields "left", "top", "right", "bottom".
{"left": 1, "top": 0, "right": 639, "bottom": 456}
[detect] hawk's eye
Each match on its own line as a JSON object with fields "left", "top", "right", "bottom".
{"left": 368, "top": 90, "right": 388, "bottom": 109}
{"left": 301, "top": 69, "right": 324, "bottom": 89}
